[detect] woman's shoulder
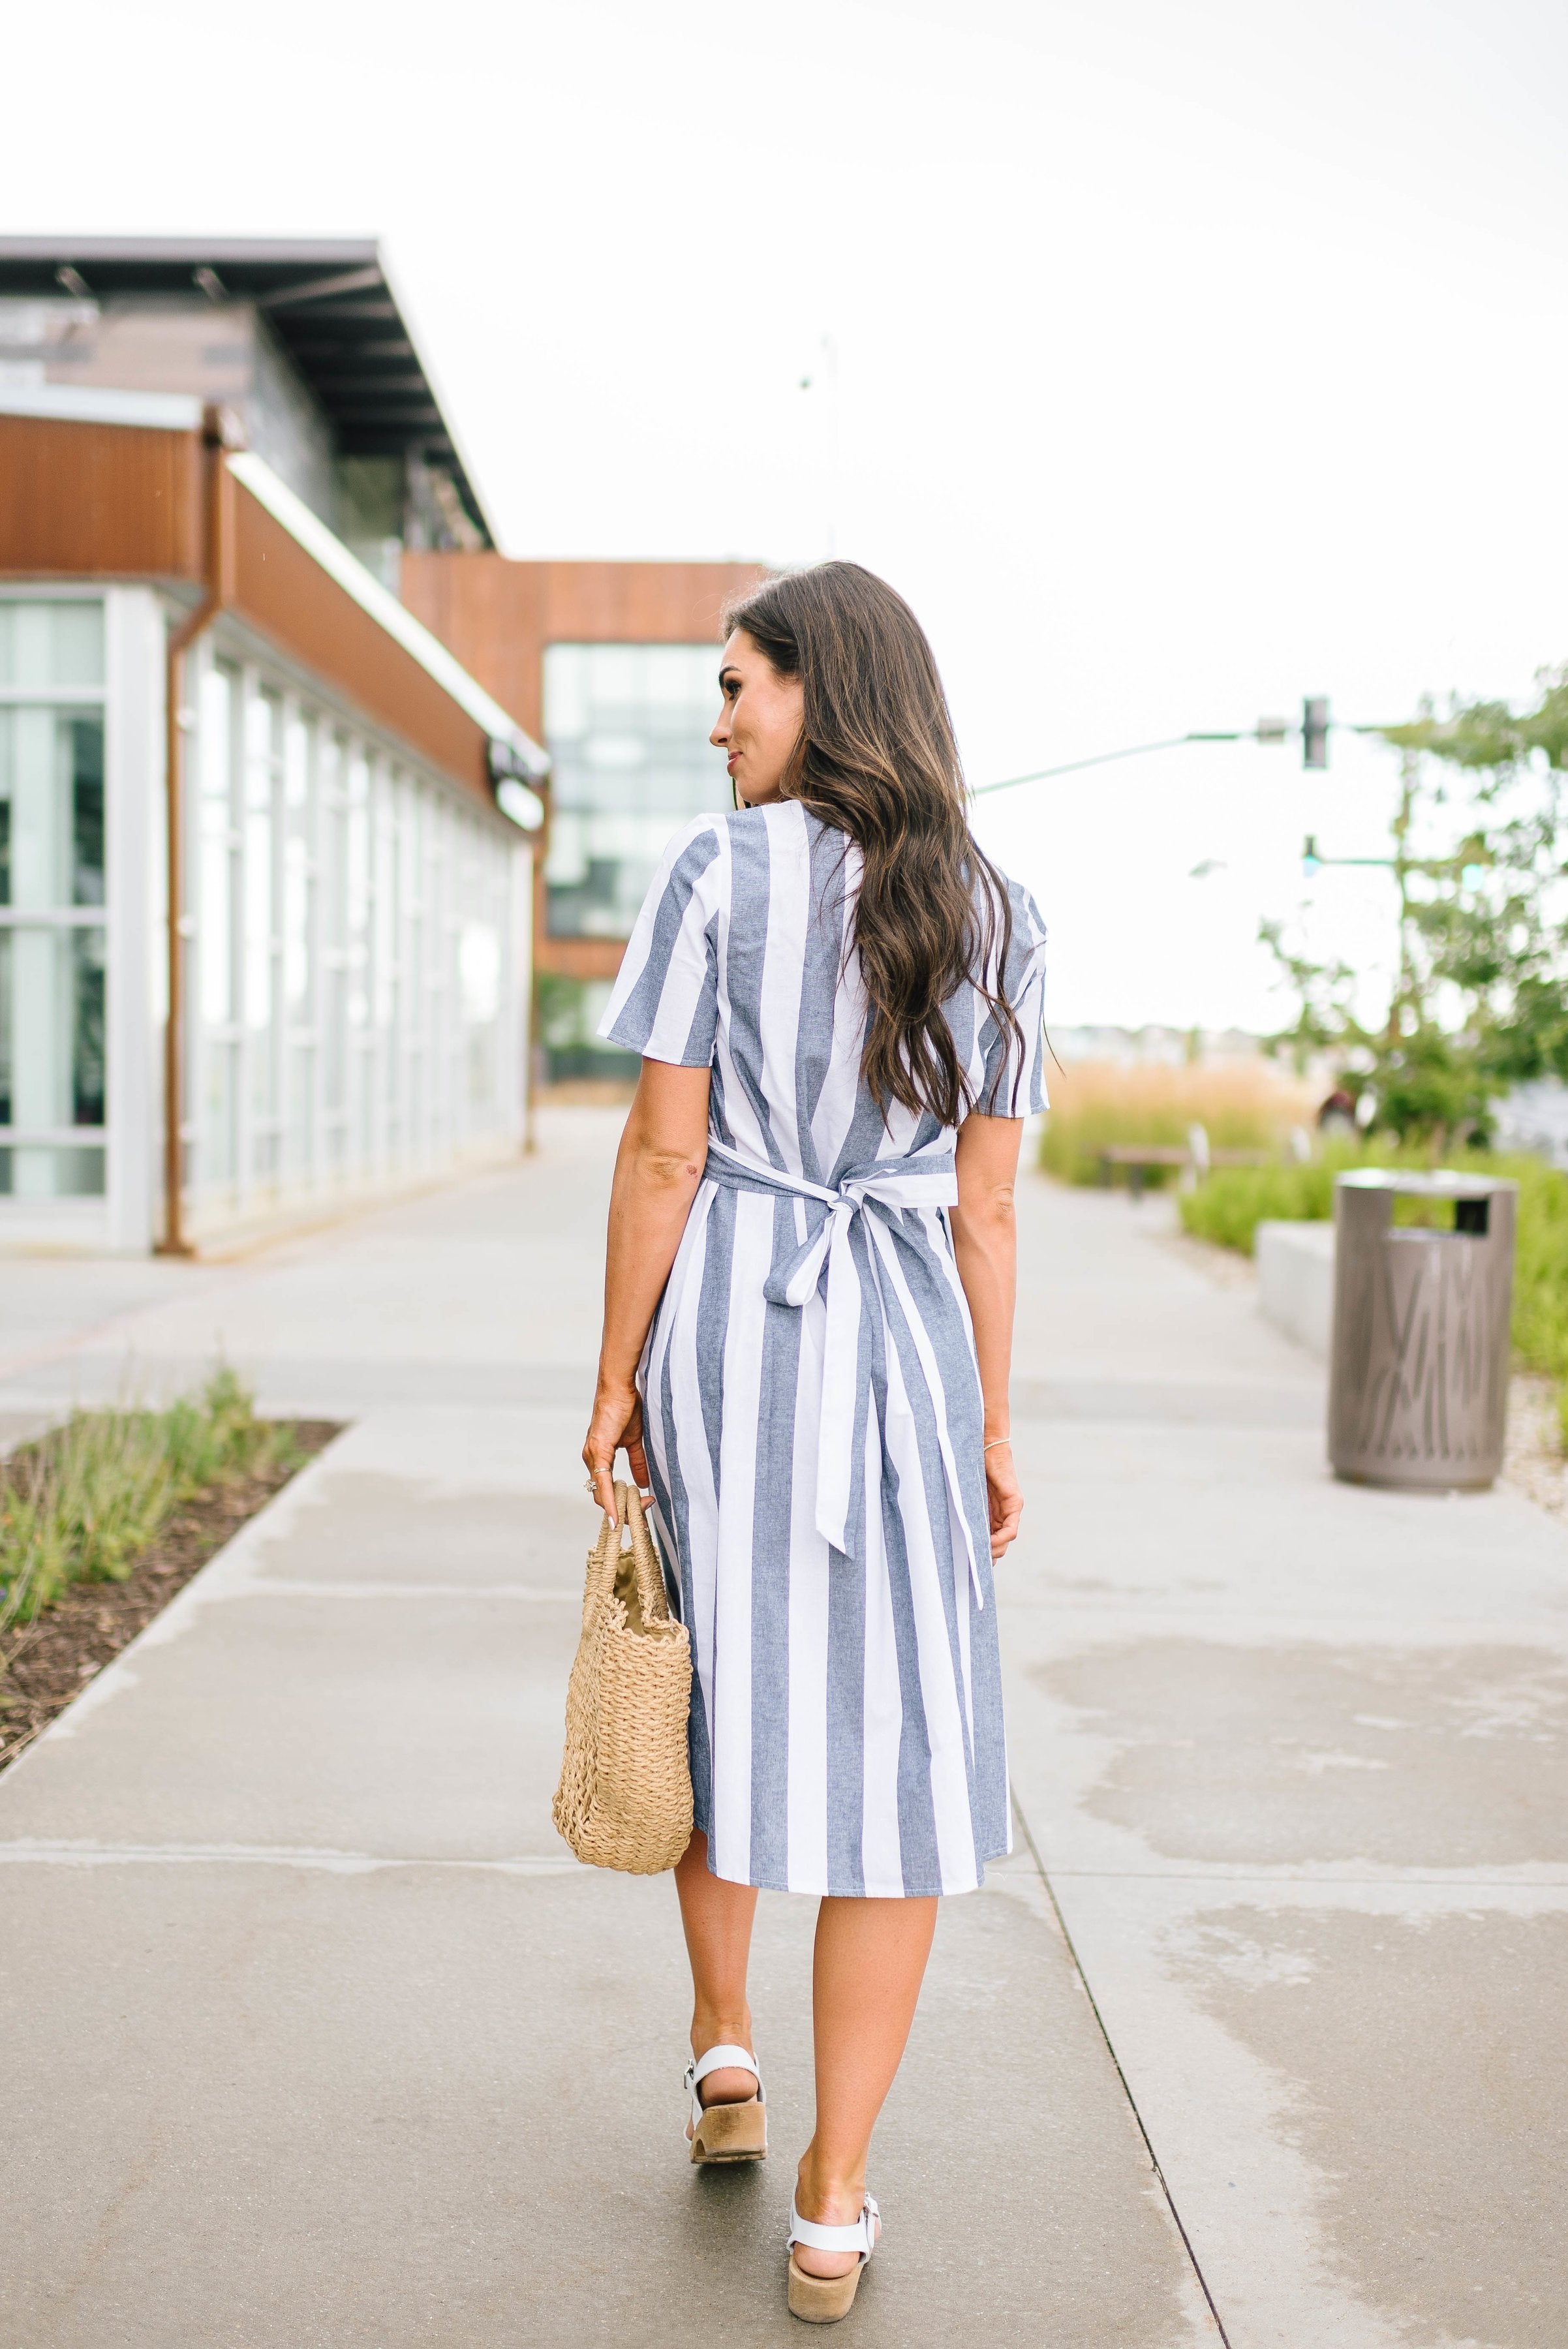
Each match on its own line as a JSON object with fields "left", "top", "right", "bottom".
{"left": 653, "top": 811, "right": 730, "bottom": 883}
{"left": 976, "top": 859, "right": 1047, "bottom": 954}
{"left": 649, "top": 805, "right": 811, "bottom": 907}
{"left": 709, "top": 799, "right": 822, "bottom": 861}
{"left": 668, "top": 801, "right": 812, "bottom": 845}
{"left": 1004, "top": 868, "right": 1047, "bottom": 953}
{"left": 727, "top": 799, "right": 812, "bottom": 837}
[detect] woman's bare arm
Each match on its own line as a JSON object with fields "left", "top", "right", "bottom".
{"left": 950, "top": 1112, "right": 1024, "bottom": 1559}
{"left": 582, "top": 1058, "right": 711, "bottom": 1513}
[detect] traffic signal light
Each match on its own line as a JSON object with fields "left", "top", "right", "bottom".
{"left": 1302, "top": 696, "right": 1329, "bottom": 769}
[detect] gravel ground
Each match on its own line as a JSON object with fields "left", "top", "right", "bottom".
{"left": 1502, "top": 1374, "right": 1568, "bottom": 1526}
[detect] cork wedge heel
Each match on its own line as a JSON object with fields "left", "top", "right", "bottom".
{"left": 684, "top": 2044, "right": 767, "bottom": 2164}
{"left": 786, "top": 2195, "right": 880, "bottom": 2324}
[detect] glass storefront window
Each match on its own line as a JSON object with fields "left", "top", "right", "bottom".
{"left": 0, "top": 606, "right": 527, "bottom": 1233}
{"left": 198, "top": 663, "right": 239, "bottom": 1190}
{"left": 540, "top": 641, "right": 725, "bottom": 1086}
{"left": 283, "top": 708, "right": 314, "bottom": 1016}
{"left": 245, "top": 689, "right": 286, "bottom": 1184}
{"left": 189, "top": 660, "right": 524, "bottom": 1220}
{"left": 543, "top": 644, "right": 726, "bottom": 940}
{"left": 0, "top": 600, "right": 103, "bottom": 690}
{"left": 0, "top": 600, "right": 107, "bottom": 1197}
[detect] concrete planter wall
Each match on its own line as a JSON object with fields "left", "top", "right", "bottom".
{"left": 1256, "top": 1220, "right": 1335, "bottom": 1358}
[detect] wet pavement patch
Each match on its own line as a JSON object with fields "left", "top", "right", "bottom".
{"left": 1036, "top": 1636, "right": 1568, "bottom": 1867}
{"left": 1167, "top": 1903, "right": 1568, "bottom": 2349}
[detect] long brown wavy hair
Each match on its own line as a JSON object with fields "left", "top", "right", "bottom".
{"left": 722, "top": 562, "right": 1021, "bottom": 1128}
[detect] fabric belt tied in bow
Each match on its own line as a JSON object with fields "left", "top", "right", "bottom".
{"left": 702, "top": 1138, "right": 984, "bottom": 1605}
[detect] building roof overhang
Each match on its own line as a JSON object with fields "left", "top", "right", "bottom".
{"left": 0, "top": 236, "right": 496, "bottom": 545}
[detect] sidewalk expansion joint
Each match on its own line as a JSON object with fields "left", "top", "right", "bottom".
{"left": 216, "top": 1580, "right": 581, "bottom": 1601}
{"left": 1041, "top": 1864, "right": 1568, "bottom": 1887}
{"left": 0, "top": 1838, "right": 586, "bottom": 1876}
{"left": 1011, "top": 1793, "right": 1234, "bottom": 2349}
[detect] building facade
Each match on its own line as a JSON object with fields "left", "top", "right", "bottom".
{"left": 0, "top": 236, "right": 765, "bottom": 1250}
{"left": 401, "top": 557, "right": 767, "bottom": 1086}
{"left": 0, "top": 255, "right": 547, "bottom": 1254}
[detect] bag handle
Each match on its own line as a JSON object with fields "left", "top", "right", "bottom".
{"left": 587, "top": 1481, "right": 671, "bottom": 1630}
{"left": 617, "top": 1482, "right": 672, "bottom": 1629}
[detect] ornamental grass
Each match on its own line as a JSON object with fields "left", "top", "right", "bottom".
{"left": 1036, "top": 1058, "right": 1319, "bottom": 1188}
{"left": 0, "top": 1369, "right": 301, "bottom": 1635}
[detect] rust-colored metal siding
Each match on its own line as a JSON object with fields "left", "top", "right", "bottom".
{"left": 230, "top": 482, "right": 492, "bottom": 805}
{"left": 0, "top": 415, "right": 497, "bottom": 810}
{"left": 0, "top": 414, "right": 204, "bottom": 579}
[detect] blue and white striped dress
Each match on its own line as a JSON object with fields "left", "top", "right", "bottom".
{"left": 599, "top": 801, "right": 1047, "bottom": 1898}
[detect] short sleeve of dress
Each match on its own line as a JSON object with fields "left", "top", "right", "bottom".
{"left": 979, "top": 882, "right": 1049, "bottom": 1116}
{"left": 597, "top": 816, "right": 724, "bottom": 1066}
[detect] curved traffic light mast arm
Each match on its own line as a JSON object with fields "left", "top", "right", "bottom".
{"left": 970, "top": 729, "right": 1253, "bottom": 800}
{"left": 1301, "top": 835, "right": 1469, "bottom": 880}
{"left": 970, "top": 704, "right": 1394, "bottom": 800}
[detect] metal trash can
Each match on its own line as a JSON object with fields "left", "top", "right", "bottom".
{"left": 1329, "top": 1169, "right": 1516, "bottom": 1491}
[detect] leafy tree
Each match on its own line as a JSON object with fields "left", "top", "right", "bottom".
{"left": 1263, "top": 664, "right": 1568, "bottom": 1148}
{"left": 1385, "top": 667, "right": 1568, "bottom": 1090}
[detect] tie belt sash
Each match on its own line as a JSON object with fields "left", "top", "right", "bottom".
{"left": 701, "top": 1138, "right": 985, "bottom": 1605}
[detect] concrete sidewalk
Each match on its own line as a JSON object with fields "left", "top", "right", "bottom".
{"left": 1005, "top": 1188, "right": 1568, "bottom": 2349}
{"left": 2, "top": 1116, "right": 1563, "bottom": 2345}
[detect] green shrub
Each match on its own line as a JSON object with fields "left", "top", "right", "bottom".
{"left": 1507, "top": 1159, "right": 1568, "bottom": 1432}
{"left": 0, "top": 1369, "right": 300, "bottom": 1631}
{"left": 1178, "top": 1163, "right": 1336, "bottom": 1253}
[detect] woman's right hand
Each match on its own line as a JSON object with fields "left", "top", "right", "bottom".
{"left": 984, "top": 1439, "right": 1023, "bottom": 1560}
{"left": 583, "top": 1376, "right": 651, "bottom": 1517}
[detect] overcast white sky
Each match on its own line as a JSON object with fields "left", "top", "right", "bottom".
{"left": 5, "top": 0, "right": 1567, "bottom": 1032}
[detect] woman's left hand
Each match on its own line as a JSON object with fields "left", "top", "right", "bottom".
{"left": 583, "top": 1377, "right": 650, "bottom": 1517}
{"left": 984, "top": 1440, "right": 1022, "bottom": 1560}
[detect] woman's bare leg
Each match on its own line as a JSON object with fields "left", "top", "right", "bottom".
{"left": 674, "top": 1830, "right": 761, "bottom": 2108}
{"left": 793, "top": 1895, "right": 938, "bottom": 2277}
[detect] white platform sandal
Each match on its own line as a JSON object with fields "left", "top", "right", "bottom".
{"left": 786, "top": 2194, "right": 880, "bottom": 2323}
{"left": 684, "top": 2044, "right": 767, "bottom": 2164}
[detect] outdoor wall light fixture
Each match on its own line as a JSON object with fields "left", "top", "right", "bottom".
{"left": 488, "top": 736, "right": 549, "bottom": 833}
{"left": 496, "top": 778, "right": 546, "bottom": 833}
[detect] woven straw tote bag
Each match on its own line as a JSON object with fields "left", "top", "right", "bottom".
{"left": 553, "top": 1481, "right": 694, "bottom": 1874}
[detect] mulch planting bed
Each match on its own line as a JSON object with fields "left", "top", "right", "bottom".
{"left": 0, "top": 1420, "right": 341, "bottom": 1776}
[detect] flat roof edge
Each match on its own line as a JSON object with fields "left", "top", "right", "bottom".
{"left": 0, "top": 237, "right": 380, "bottom": 266}
{"left": 0, "top": 383, "right": 203, "bottom": 431}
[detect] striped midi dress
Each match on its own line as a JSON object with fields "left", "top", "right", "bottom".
{"left": 599, "top": 801, "right": 1048, "bottom": 1898}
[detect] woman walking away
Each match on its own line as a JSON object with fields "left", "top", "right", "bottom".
{"left": 581, "top": 562, "right": 1047, "bottom": 2324}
